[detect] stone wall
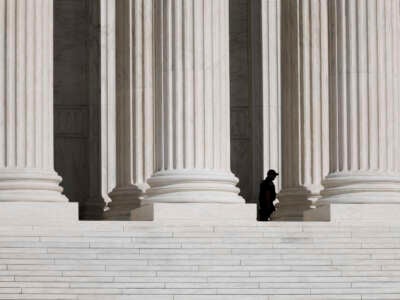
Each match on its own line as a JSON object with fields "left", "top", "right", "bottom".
{"left": 54, "top": 0, "right": 102, "bottom": 219}
{"left": 230, "top": 0, "right": 254, "bottom": 202}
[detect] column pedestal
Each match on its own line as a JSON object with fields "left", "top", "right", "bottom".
{"left": 107, "top": 185, "right": 146, "bottom": 220}
{"left": 145, "top": 170, "right": 244, "bottom": 204}
{"left": 134, "top": 169, "right": 250, "bottom": 222}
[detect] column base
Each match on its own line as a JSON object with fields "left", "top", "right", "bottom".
{"left": 304, "top": 203, "right": 400, "bottom": 224}
{"left": 320, "top": 172, "right": 400, "bottom": 204}
{"left": 275, "top": 187, "right": 318, "bottom": 220}
{"left": 0, "top": 202, "right": 78, "bottom": 225}
{"left": 0, "top": 168, "right": 68, "bottom": 202}
{"left": 145, "top": 169, "right": 245, "bottom": 204}
{"left": 130, "top": 202, "right": 256, "bottom": 223}
{"left": 105, "top": 185, "right": 146, "bottom": 220}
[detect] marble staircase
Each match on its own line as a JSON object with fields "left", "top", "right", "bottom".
{"left": 1, "top": 221, "right": 400, "bottom": 299}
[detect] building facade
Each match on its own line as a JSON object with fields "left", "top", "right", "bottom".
{"left": 1, "top": 0, "right": 400, "bottom": 222}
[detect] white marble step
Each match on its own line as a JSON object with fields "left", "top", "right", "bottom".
{"left": 0, "top": 296, "right": 380, "bottom": 300}
{"left": 1, "top": 222, "right": 400, "bottom": 299}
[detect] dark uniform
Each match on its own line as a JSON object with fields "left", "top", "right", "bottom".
{"left": 257, "top": 170, "right": 278, "bottom": 221}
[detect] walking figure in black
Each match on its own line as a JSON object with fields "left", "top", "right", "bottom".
{"left": 257, "top": 169, "right": 279, "bottom": 221}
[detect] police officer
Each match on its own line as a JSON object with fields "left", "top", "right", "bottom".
{"left": 257, "top": 169, "right": 279, "bottom": 221}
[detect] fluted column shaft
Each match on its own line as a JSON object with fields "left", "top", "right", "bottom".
{"left": 100, "top": 0, "right": 116, "bottom": 210}
{"left": 250, "top": 0, "right": 281, "bottom": 198}
{"left": 0, "top": 0, "right": 66, "bottom": 202}
{"left": 146, "top": 0, "right": 243, "bottom": 204}
{"left": 280, "top": 0, "right": 329, "bottom": 218}
{"left": 321, "top": 0, "right": 400, "bottom": 203}
{"left": 108, "top": 0, "right": 154, "bottom": 218}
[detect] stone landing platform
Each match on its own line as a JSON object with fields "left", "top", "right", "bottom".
{"left": 0, "top": 202, "right": 78, "bottom": 225}
{"left": 304, "top": 203, "right": 400, "bottom": 224}
{"left": 131, "top": 203, "right": 257, "bottom": 223}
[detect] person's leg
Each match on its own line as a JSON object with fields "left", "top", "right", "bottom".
{"left": 258, "top": 209, "right": 268, "bottom": 221}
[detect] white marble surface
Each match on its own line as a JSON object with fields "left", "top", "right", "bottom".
{"left": 305, "top": 203, "right": 400, "bottom": 224}
{"left": 0, "top": 202, "right": 78, "bottom": 225}
{"left": 131, "top": 202, "right": 256, "bottom": 223}
{"left": 3, "top": 221, "right": 400, "bottom": 298}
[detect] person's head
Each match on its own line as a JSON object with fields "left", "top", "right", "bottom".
{"left": 266, "top": 169, "right": 279, "bottom": 181}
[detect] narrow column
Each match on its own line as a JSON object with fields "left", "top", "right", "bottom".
{"left": 321, "top": 0, "right": 400, "bottom": 204}
{"left": 250, "top": 0, "right": 282, "bottom": 198}
{"left": 107, "top": 0, "right": 154, "bottom": 219}
{"left": 279, "top": 0, "right": 329, "bottom": 219}
{"left": 100, "top": 0, "right": 116, "bottom": 213}
{"left": 0, "top": 0, "right": 67, "bottom": 203}
{"left": 82, "top": 0, "right": 116, "bottom": 219}
{"left": 145, "top": 0, "right": 243, "bottom": 204}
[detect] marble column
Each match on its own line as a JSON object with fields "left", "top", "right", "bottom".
{"left": 0, "top": 0, "right": 68, "bottom": 203}
{"left": 100, "top": 0, "right": 116, "bottom": 214}
{"left": 320, "top": 0, "right": 400, "bottom": 204}
{"left": 144, "top": 0, "right": 244, "bottom": 204}
{"left": 279, "top": 0, "right": 329, "bottom": 219}
{"left": 250, "top": 0, "right": 281, "bottom": 196}
{"left": 107, "top": 0, "right": 154, "bottom": 219}
{"left": 81, "top": 0, "right": 117, "bottom": 219}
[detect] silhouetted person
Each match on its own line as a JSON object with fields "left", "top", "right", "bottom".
{"left": 258, "top": 169, "right": 279, "bottom": 221}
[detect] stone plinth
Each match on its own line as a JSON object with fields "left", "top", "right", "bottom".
{"left": 131, "top": 203, "right": 256, "bottom": 223}
{"left": 0, "top": 202, "right": 78, "bottom": 225}
{"left": 304, "top": 203, "right": 400, "bottom": 224}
